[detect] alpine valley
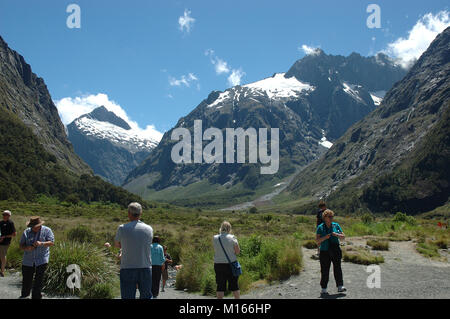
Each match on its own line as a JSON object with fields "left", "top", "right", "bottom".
{"left": 122, "top": 49, "right": 406, "bottom": 208}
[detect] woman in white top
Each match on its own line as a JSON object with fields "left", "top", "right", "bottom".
{"left": 212, "top": 221, "right": 240, "bottom": 299}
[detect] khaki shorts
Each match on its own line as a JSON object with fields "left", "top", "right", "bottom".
{"left": 0, "top": 245, "right": 10, "bottom": 258}
{"left": 162, "top": 267, "right": 169, "bottom": 281}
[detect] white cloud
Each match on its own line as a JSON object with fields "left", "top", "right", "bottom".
{"left": 214, "top": 58, "right": 230, "bottom": 75}
{"left": 300, "top": 44, "right": 321, "bottom": 56}
{"left": 55, "top": 93, "right": 163, "bottom": 141}
{"left": 169, "top": 72, "right": 199, "bottom": 87}
{"left": 178, "top": 9, "right": 195, "bottom": 33}
{"left": 383, "top": 11, "right": 449, "bottom": 68}
{"left": 205, "top": 49, "right": 245, "bottom": 86}
{"left": 228, "top": 68, "right": 245, "bottom": 86}
{"left": 205, "top": 49, "right": 230, "bottom": 74}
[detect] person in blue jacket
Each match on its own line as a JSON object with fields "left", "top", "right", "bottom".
{"left": 316, "top": 209, "right": 347, "bottom": 295}
{"left": 151, "top": 236, "right": 165, "bottom": 298}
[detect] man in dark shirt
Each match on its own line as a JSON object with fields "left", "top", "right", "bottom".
{"left": 316, "top": 201, "right": 327, "bottom": 227}
{"left": 315, "top": 201, "right": 327, "bottom": 257}
{"left": 0, "top": 210, "right": 17, "bottom": 277}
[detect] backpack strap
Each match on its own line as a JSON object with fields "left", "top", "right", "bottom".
{"left": 218, "top": 236, "right": 232, "bottom": 264}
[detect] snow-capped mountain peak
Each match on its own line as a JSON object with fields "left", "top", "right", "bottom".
{"left": 69, "top": 106, "right": 158, "bottom": 153}
{"left": 207, "top": 73, "right": 314, "bottom": 108}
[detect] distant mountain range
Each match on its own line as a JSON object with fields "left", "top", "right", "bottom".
{"left": 123, "top": 50, "right": 407, "bottom": 207}
{"left": 0, "top": 35, "right": 146, "bottom": 207}
{"left": 0, "top": 35, "right": 90, "bottom": 175}
{"left": 67, "top": 106, "right": 158, "bottom": 185}
{"left": 287, "top": 26, "right": 450, "bottom": 215}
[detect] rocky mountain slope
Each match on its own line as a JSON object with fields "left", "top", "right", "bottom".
{"left": 0, "top": 35, "right": 90, "bottom": 174}
{"left": 123, "top": 51, "right": 406, "bottom": 207}
{"left": 67, "top": 106, "right": 158, "bottom": 185}
{"left": 287, "top": 27, "right": 450, "bottom": 214}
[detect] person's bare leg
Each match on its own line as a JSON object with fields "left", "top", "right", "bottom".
{"left": 0, "top": 255, "right": 6, "bottom": 274}
{"left": 216, "top": 291, "right": 225, "bottom": 299}
{"left": 232, "top": 290, "right": 240, "bottom": 299}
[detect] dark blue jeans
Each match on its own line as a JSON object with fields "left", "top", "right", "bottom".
{"left": 120, "top": 268, "right": 152, "bottom": 299}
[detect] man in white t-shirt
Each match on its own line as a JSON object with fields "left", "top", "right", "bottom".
{"left": 115, "top": 202, "right": 153, "bottom": 299}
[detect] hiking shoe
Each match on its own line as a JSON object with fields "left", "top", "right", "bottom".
{"left": 338, "top": 286, "right": 347, "bottom": 293}
{"left": 321, "top": 288, "right": 328, "bottom": 295}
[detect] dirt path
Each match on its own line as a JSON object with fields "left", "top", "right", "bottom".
{"left": 2, "top": 239, "right": 449, "bottom": 299}
{"left": 160, "top": 238, "right": 450, "bottom": 299}
{"left": 243, "top": 238, "right": 450, "bottom": 299}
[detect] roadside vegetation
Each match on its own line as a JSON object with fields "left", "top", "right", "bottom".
{"left": 1, "top": 199, "right": 448, "bottom": 297}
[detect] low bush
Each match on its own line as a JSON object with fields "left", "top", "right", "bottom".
{"left": 302, "top": 240, "right": 318, "bottom": 249}
{"left": 66, "top": 225, "right": 96, "bottom": 243}
{"left": 81, "top": 283, "right": 115, "bottom": 299}
{"left": 366, "top": 239, "right": 389, "bottom": 251}
{"left": 342, "top": 247, "right": 384, "bottom": 265}
{"left": 43, "top": 241, "right": 118, "bottom": 297}
{"left": 361, "top": 213, "right": 375, "bottom": 225}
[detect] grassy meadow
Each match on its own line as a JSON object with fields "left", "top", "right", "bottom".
{"left": 0, "top": 197, "right": 448, "bottom": 298}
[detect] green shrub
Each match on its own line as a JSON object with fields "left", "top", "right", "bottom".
{"left": 296, "top": 216, "right": 310, "bottom": 224}
{"left": 367, "top": 239, "right": 389, "bottom": 251}
{"left": 342, "top": 247, "right": 384, "bottom": 265}
{"left": 202, "top": 271, "right": 216, "bottom": 296}
{"left": 5, "top": 242, "right": 23, "bottom": 269}
{"left": 43, "top": 241, "right": 118, "bottom": 297}
{"left": 302, "top": 239, "right": 318, "bottom": 249}
{"left": 271, "top": 243, "right": 302, "bottom": 281}
{"left": 175, "top": 249, "right": 209, "bottom": 292}
{"left": 81, "top": 283, "right": 115, "bottom": 299}
{"left": 393, "top": 212, "right": 417, "bottom": 225}
{"left": 361, "top": 213, "right": 375, "bottom": 225}
{"left": 416, "top": 241, "right": 440, "bottom": 258}
{"left": 66, "top": 225, "right": 96, "bottom": 243}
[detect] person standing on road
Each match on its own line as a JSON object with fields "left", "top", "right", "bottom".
{"left": 115, "top": 202, "right": 153, "bottom": 299}
{"left": 316, "top": 209, "right": 346, "bottom": 295}
{"left": 0, "top": 210, "right": 16, "bottom": 277}
{"left": 151, "top": 236, "right": 165, "bottom": 298}
{"left": 19, "top": 216, "right": 54, "bottom": 299}
{"left": 161, "top": 245, "right": 172, "bottom": 292}
{"left": 315, "top": 201, "right": 328, "bottom": 257}
{"left": 213, "top": 221, "right": 240, "bottom": 299}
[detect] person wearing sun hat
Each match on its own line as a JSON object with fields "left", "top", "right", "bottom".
{"left": 19, "top": 216, "right": 54, "bottom": 299}
{"left": 0, "top": 210, "right": 16, "bottom": 277}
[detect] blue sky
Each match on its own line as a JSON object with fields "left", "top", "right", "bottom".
{"left": 0, "top": 0, "right": 448, "bottom": 137}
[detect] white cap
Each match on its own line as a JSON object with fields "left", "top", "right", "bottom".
{"left": 2, "top": 210, "right": 11, "bottom": 216}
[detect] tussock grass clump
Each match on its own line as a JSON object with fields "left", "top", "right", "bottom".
{"left": 43, "top": 241, "right": 118, "bottom": 298}
{"left": 416, "top": 238, "right": 448, "bottom": 259}
{"left": 367, "top": 239, "right": 389, "bottom": 251}
{"left": 66, "top": 225, "right": 96, "bottom": 243}
{"left": 342, "top": 246, "right": 384, "bottom": 265}
{"left": 302, "top": 239, "right": 318, "bottom": 249}
{"left": 175, "top": 248, "right": 210, "bottom": 292}
{"left": 81, "top": 283, "right": 115, "bottom": 299}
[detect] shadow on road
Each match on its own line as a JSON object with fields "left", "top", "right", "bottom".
{"left": 319, "top": 292, "right": 346, "bottom": 299}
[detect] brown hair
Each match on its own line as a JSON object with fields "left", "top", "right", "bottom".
{"left": 318, "top": 200, "right": 326, "bottom": 208}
